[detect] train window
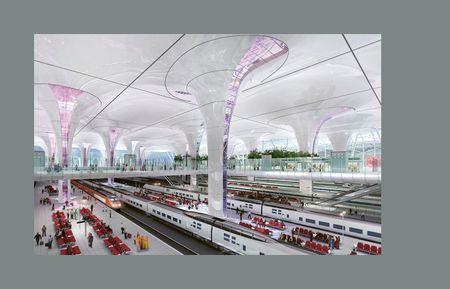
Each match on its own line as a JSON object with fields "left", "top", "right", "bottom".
{"left": 157, "top": 211, "right": 160, "bottom": 215}
{"left": 162, "top": 213, "right": 166, "bottom": 217}
{"left": 179, "top": 220, "right": 181, "bottom": 224}
{"left": 349, "top": 227, "right": 363, "bottom": 234}
{"left": 278, "top": 209, "right": 282, "bottom": 215}
{"left": 243, "top": 245, "right": 246, "bottom": 251}
{"left": 153, "top": 209, "right": 155, "bottom": 213}
{"left": 173, "top": 217, "right": 178, "bottom": 222}
{"left": 319, "top": 221, "right": 330, "bottom": 227}
{"left": 333, "top": 224, "right": 344, "bottom": 230}
{"left": 140, "top": 204, "right": 142, "bottom": 207}
{"left": 259, "top": 252, "right": 265, "bottom": 255}
{"left": 167, "top": 215, "right": 172, "bottom": 220}
{"left": 224, "top": 233, "right": 230, "bottom": 242}
{"left": 272, "top": 209, "right": 277, "bottom": 214}
{"left": 299, "top": 217, "right": 303, "bottom": 222}
{"left": 286, "top": 214, "right": 289, "bottom": 218}
{"left": 306, "top": 218, "right": 316, "bottom": 224}
{"left": 367, "top": 231, "right": 382, "bottom": 238}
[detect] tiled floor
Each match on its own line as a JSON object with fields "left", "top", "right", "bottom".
{"left": 33, "top": 182, "right": 181, "bottom": 255}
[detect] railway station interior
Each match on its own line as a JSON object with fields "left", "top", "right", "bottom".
{"left": 34, "top": 34, "right": 381, "bottom": 255}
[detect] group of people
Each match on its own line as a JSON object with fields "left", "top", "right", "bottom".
{"left": 66, "top": 208, "right": 79, "bottom": 220}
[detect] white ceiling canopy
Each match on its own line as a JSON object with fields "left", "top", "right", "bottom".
{"left": 34, "top": 34, "right": 381, "bottom": 154}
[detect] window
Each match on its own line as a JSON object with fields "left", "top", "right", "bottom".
{"left": 333, "top": 224, "right": 344, "bottom": 230}
{"left": 243, "top": 245, "right": 246, "bottom": 251}
{"left": 319, "top": 221, "right": 329, "bottom": 227}
{"left": 259, "top": 252, "right": 265, "bottom": 255}
{"left": 286, "top": 214, "right": 289, "bottom": 218}
{"left": 179, "top": 220, "right": 181, "bottom": 224}
{"left": 153, "top": 209, "right": 155, "bottom": 213}
{"left": 367, "top": 231, "right": 382, "bottom": 238}
{"left": 306, "top": 218, "right": 315, "bottom": 224}
{"left": 157, "top": 211, "right": 160, "bottom": 215}
{"left": 272, "top": 208, "right": 277, "bottom": 214}
{"left": 167, "top": 215, "right": 172, "bottom": 220}
{"left": 173, "top": 217, "right": 178, "bottom": 223}
{"left": 299, "top": 217, "right": 303, "bottom": 222}
{"left": 162, "top": 213, "right": 166, "bottom": 217}
{"left": 349, "top": 227, "right": 363, "bottom": 234}
{"left": 231, "top": 236, "right": 236, "bottom": 244}
{"left": 224, "top": 233, "right": 230, "bottom": 242}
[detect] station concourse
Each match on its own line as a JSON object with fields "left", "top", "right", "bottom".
{"left": 34, "top": 34, "right": 381, "bottom": 255}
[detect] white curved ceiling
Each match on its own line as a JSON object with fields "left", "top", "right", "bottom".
{"left": 34, "top": 34, "right": 381, "bottom": 153}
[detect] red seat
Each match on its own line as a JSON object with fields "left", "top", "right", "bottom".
{"left": 378, "top": 247, "right": 382, "bottom": 255}
{"left": 311, "top": 242, "right": 316, "bottom": 251}
{"left": 120, "top": 243, "right": 131, "bottom": 254}
{"left": 357, "top": 242, "right": 364, "bottom": 251}
{"left": 72, "top": 246, "right": 81, "bottom": 255}
{"left": 322, "top": 246, "right": 329, "bottom": 255}
{"left": 305, "top": 241, "right": 311, "bottom": 249}
{"left": 316, "top": 244, "right": 322, "bottom": 252}
{"left": 364, "top": 243, "right": 370, "bottom": 253}
{"left": 371, "top": 245, "right": 378, "bottom": 255}
{"left": 114, "top": 236, "right": 123, "bottom": 244}
{"left": 109, "top": 246, "right": 121, "bottom": 255}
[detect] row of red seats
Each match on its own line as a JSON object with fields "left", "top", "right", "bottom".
{"left": 60, "top": 245, "right": 81, "bottom": 255}
{"left": 239, "top": 221, "right": 253, "bottom": 229}
{"left": 103, "top": 236, "right": 131, "bottom": 255}
{"left": 94, "top": 222, "right": 112, "bottom": 238}
{"left": 279, "top": 233, "right": 303, "bottom": 246}
{"left": 252, "top": 217, "right": 265, "bottom": 225}
{"left": 305, "top": 241, "right": 330, "bottom": 255}
{"left": 266, "top": 219, "right": 286, "bottom": 230}
{"left": 52, "top": 211, "right": 66, "bottom": 221}
{"left": 50, "top": 212, "right": 81, "bottom": 255}
{"left": 56, "top": 229, "right": 76, "bottom": 248}
{"left": 357, "top": 242, "right": 382, "bottom": 255}
{"left": 254, "top": 226, "right": 272, "bottom": 236}
{"left": 293, "top": 227, "right": 340, "bottom": 249}
{"left": 81, "top": 206, "right": 132, "bottom": 255}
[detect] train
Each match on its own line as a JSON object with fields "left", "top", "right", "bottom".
{"left": 71, "top": 180, "right": 122, "bottom": 209}
{"left": 138, "top": 183, "right": 382, "bottom": 243}
{"left": 75, "top": 180, "right": 306, "bottom": 255}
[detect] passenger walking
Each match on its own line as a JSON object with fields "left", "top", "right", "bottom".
{"left": 34, "top": 232, "right": 42, "bottom": 246}
{"left": 45, "top": 235, "right": 53, "bottom": 249}
{"left": 41, "top": 225, "right": 47, "bottom": 237}
{"left": 88, "top": 232, "right": 94, "bottom": 248}
{"left": 90, "top": 204, "right": 94, "bottom": 212}
{"left": 51, "top": 203, "right": 55, "bottom": 211}
{"left": 109, "top": 210, "right": 112, "bottom": 218}
{"left": 120, "top": 223, "right": 124, "bottom": 234}
{"left": 330, "top": 236, "right": 335, "bottom": 250}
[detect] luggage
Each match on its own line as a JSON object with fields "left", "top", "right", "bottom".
{"left": 127, "top": 233, "right": 132, "bottom": 239}
{"left": 40, "top": 241, "right": 44, "bottom": 245}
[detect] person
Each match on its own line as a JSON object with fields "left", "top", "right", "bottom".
{"left": 109, "top": 210, "right": 112, "bottom": 218}
{"left": 361, "top": 212, "right": 365, "bottom": 221}
{"left": 51, "top": 203, "right": 55, "bottom": 211}
{"left": 45, "top": 235, "right": 53, "bottom": 249}
{"left": 309, "top": 231, "right": 313, "bottom": 242}
{"left": 90, "top": 204, "right": 94, "bottom": 212}
{"left": 34, "top": 232, "right": 42, "bottom": 246}
{"left": 87, "top": 233, "right": 94, "bottom": 248}
{"left": 41, "top": 225, "right": 47, "bottom": 237}
{"left": 120, "top": 223, "right": 124, "bottom": 234}
{"left": 330, "top": 236, "right": 335, "bottom": 250}
{"left": 123, "top": 226, "right": 128, "bottom": 239}
{"left": 349, "top": 208, "right": 352, "bottom": 215}
{"left": 39, "top": 198, "right": 42, "bottom": 205}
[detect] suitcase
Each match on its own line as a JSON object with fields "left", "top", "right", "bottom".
{"left": 127, "top": 233, "right": 132, "bottom": 239}
{"left": 40, "top": 241, "right": 44, "bottom": 246}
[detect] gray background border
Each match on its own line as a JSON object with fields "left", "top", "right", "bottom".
{"left": 1, "top": 0, "right": 448, "bottom": 288}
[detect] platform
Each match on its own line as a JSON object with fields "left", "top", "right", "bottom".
{"left": 34, "top": 182, "right": 182, "bottom": 255}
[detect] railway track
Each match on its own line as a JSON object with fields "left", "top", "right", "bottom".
{"left": 117, "top": 205, "right": 224, "bottom": 255}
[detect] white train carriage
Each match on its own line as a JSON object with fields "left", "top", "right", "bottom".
{"left": 143, "top": 183, "right": 381, "bottom": 242}
{"left": 261, "top": 203, "right": 382, "bottom": 242}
